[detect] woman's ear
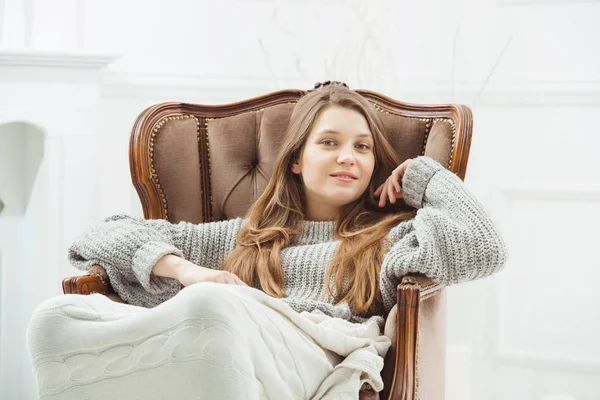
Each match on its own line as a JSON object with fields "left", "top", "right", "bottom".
{"left": 292, "top": 163, "right": 301, "bottom": 175}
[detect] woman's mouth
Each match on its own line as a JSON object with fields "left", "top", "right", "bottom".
{"left": 331, "top": 175, "right": 356, "bottom": 182}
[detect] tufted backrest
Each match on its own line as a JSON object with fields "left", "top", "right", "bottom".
{"left": 129, "top": 89, "right": 472, "bottom": 224}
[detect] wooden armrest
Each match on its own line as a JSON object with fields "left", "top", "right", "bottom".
{"left": 62, "top": 265, "right": 125, "bottom": 303}
{"left": 381, "top": 273, "right": 445, "bottom": 400}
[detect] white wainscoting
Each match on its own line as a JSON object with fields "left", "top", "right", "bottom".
{"left": 480, "top": 185, "right": 600, "bottom": 399}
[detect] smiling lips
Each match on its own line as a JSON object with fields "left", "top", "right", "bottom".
{"left": 331, "top": 173, "right": 357, "bottom": 182}
{"left": 331, "top": 171, "right": 357, "bottom": 179}
{"left": 333, "top": 177, "right": 355, "bottom": 183}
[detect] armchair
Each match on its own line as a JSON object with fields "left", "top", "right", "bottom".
{"left": 62, "top": 87, "right": 473, "bottom": 400}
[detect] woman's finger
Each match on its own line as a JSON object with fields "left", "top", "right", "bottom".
{"left": 387, "top": 178, "right": 396, "bottom": 203}
{"left": 399, "top": 159, "right": 412, "bottom": 177}
{"left": 391, "top": 169, "right": 402, "bottom": 193}
{"left": 377, "top": 181, "right": 384, "bottom": 206}
{"left": 374, "top": 183, "right": 384, "bottom": 197}
{"left": 378, "top": 181, "right": 388, "bottom": 207}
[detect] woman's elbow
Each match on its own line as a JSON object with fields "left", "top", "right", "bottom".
{"left": 444, "top": 228, "right": 509, "bottom": 285}
{"left": 474, "top": 227, "right": 509, "bottom": 280}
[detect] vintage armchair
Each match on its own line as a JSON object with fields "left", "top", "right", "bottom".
{"left": 62, "top": 87, "right": 473, "bottom": 400}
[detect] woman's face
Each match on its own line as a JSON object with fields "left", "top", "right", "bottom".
{"left": 292, "top": 105, "right": 376, "bottom": 221}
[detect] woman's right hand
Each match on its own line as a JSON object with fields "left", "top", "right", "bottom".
{"left": 177, "top": 261, "right": 248, "bottom": 287}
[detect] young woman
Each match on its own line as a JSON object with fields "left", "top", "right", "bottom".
{"left": 27, "top": 82, "right": 507, "bottom": 400}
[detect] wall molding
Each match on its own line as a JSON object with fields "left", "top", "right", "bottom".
{"left": 0, "top": 50, "right": 119, "bottom": 69}
{"left": 496, "top": 352, "right": 600, "bottom": 375}
{"left": 487, "top": 183, "right": 600, "bottom": 239}
{"left": 488, "top": 185, "right": 600, "bottom": 378}
{"left": 450, "top": 81, "right": 600, "bottom": 107}
{"left": 100, "top": 72, "right": 600, "bottom": 106}
{"left": 100, "top": 71, "right": 308, "bottom": 103}
{"left": 497, "top": 185, "right": 600, "bottom": 203}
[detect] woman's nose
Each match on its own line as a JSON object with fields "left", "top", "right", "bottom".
{"left": 337, "top": 146, "right": 356, "bottom": 165}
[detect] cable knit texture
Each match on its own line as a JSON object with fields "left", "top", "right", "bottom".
{"left": 27, "top": 283, "right": 391, "bottom": 399}
{"left": 68, "top": 156, "right": 508, "bottom": 327}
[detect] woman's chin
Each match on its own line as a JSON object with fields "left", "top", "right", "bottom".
{"left": 327, "top": 193, "right": 362, "bottom": 206}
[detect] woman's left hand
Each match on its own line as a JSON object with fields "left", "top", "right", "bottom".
{"left": 374, "top": 159, "right": 413, "bottom": 207}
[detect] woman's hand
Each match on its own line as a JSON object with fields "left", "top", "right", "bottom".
{"left": 154, "top": 255, "right": 248, "bottom": 287}
{"left": 177, "top": 262, "right": 249, "bottom": 287}
{"left": 374, "top": 158, "right": 413, "bottom": 207}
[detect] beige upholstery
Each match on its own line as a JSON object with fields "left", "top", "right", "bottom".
{"left": 416, "top": 291, "right": 448, "bottom": 399}
{"left": 206, "top": 103, "right": 296, "bottom": 221}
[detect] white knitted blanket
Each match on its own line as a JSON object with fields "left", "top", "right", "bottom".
{"left": 27, "top": 282, "right": 391, "bottom": 400}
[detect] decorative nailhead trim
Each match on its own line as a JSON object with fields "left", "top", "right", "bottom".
{"left": 92, "top": 272, "right": 108, "bottom": 286}
{"left": 421, "top": 119, "right": 432, "bottom": 157}
{"left": 204, "top": 117, "right": 215, "bottom": 215}
{"left": 373, "top": 104, "right": 434, "bottom": 157}
{"left": 373, "top": 104, "right": 457, "bottom": 168}
{"left": 150, "top": 114, "right": 200, "bottom": 220}
{"left": 420, "top": 287, "right": 444, "bottom": 301}
{"left": 433, "top": 118, "right": 457, "bottom": 169}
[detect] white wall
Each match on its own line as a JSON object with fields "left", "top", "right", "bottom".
{"left": 1, "top": 0, "right": 599, "bottom": 399}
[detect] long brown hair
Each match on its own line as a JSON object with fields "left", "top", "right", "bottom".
{"left": 220, "top": 83, "right": 416, "bottom": 316}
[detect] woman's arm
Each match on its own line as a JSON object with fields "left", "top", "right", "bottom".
{"left": 379, "top": 156, "right": 508, "bottom": 313}
{"left": 153, "top": 254, "right": 248, "bottom": 287}
{"left": 151, "top": 254, "right": 188, "bottom": 279}
{"left": 67, "top": 214, "right": 244, "bottom": 306}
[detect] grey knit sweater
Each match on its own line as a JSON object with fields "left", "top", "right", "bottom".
{"left": 68, "top": 156, "right": 508, "bottom": 327}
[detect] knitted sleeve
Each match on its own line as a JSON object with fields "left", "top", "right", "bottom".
{"left": 380, "top": 156, "right": 508, "bottom": 313}
{"left": 67, "top": 214, "right": 244, "bottom": 307}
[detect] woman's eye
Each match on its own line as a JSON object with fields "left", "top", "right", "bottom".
{"left": 320, "top": 140, "right": 370, "bottom": 150}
